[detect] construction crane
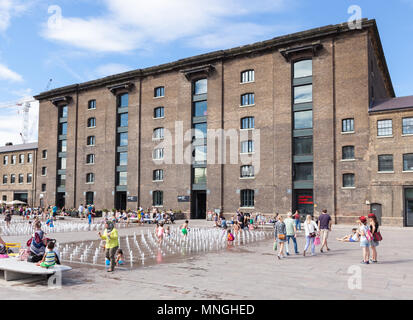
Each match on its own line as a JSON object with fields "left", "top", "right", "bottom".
{"left": 0, "top": 96, "right": 37, "bottom": 144}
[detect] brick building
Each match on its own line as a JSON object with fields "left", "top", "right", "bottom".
{"left": 0, "top": 142, "right": 38, "bottom": 206}
{"left": 33, "top": 19, "right": 412, "bottom": 226}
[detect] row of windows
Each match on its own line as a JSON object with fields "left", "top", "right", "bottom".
{"left": 2, "top": 154, "right": 33, "bottom": 165}
{"left": 2, "top": 173, "right": 32, "bottom": 184}
{"left": 377, "top": 118, "right": 413, "bottom": 137}
{"left": 377, "top": 154, "right": 413, "bottom": 172}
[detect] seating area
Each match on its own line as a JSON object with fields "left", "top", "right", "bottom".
{"left": 0, "top": 258, "right": 72, "bottom": 281}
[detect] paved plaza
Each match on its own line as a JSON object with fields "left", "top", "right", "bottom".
{"left": 0, "top": 220, "right": 412, "bottom": 300}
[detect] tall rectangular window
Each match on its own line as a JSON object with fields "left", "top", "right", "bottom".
{"left": 117, "top": 172, "right": 127, "bottom": 186}
{"left": 154, "top": 107, "right": 164, "bottom": 119}
{"left": 193, "top": 123, "right": 207, "bottom": 140}
{"left": 194, "top": 146, "right": 207, "bottom": 163}
{"left": 59, "top": 157, "right": 67, "bottom": 170}
{"left": 86, "top": 173, "right": 94, "bottom": 184}
{"left": 3, "top": 156, "right": 8, "bottom": 165}
{"left": 241, "top": 70, "right": 255, "bottom": 83}
{"left": 41, "top": 184, "right": 46, "bottom": 192}
{"left": 294, "top": 60, "right": 312, "bottom": 79}
{"left": 118, "top": 132, "right": 128, "bottom": 146}
{"left": 403, "top": 154, "right": 413, "bottom": 172}
{"left": 88, "top": 100, "right": 96, "bottom": 110}
{"left": 118, "top": 94, "right": 129, "bottom": 108}
{"left": 2, "top": 175, "right": 7, "bottom": 184}
{"left": 58, "top": 174, "right": 66, "bottom": 187}
{"left": 18, "top": 174, "right": 24, "bottom": 184}
{"left": 87, "top": 136, "right": 96, "bottom": 146}
{"left": 59, "top": 122, "right": 68, "bottom": 135}
{"left": 10, "top": 174, "right": 15, "bottom": 184}
{"left": 11, "top": 155, "right": 16, "bottom": 164}
{"left": 60, "top": 105, "right": 68, "bottom": 118}
{"left": 153, "top": 127, "right": 164, "bottom": 140}
{"left": 378, "top": 155, "right": 394, "bottom": 172}
{"left": 27, "top": 173, "right": 32, "bottom": 184}
{"left": 58, "top": 140, "right": 67, "bottom": 153}
{"left": 403, "top": 118, "right": 413, "bottom": 135}
{"left": 86, "top": 192, "right": 94, "bottom": 205}
{"left": 194, "top": 79, "right": 207, "bottom": 95}
{"left": 193, "top": 168, "right": 207, "bottom": 184}
{"left": 19, "top": 154, "right": 24, "bottom": 164}
{"left": 294, "top": 85, "right": 312, "bottom": 104}
{"left": 240, "top": 189, "right": 254, "bottom": 208}
{"left": 42, "top": 150, "right": 47, "bottom": 159}
{"left": 118, "top": 113, "right": 128, "bottom": 127}
{"left": 154, "top": 87, "right": 165, "bottom": 98}
{"left": 241, "top": 141, "right": 254, "bottom": 154}
{"left": 194, "top": 101, "right": 207, "bottom": 117}
{"left": 294, "top": 136, "right": 313, "bottom": 156}
{"left": 118, "top": 152, "right": 128, "bottom": 166}
{"left": 377, "top": 120, "right": 393, "bottom": 137}
{"left": 28, "top": 153, "right": 33, "bottom": 163}
{"left": 342, "top": 119, "right": 354, "bottom": 133}
{"left": 41, "top": 167, "right": 47, "bottom": 176}
{"left": 153, "top": 191, "right": 163, "bottom": 206}
{"left": 294, "top": 110, "right": 313, "bottom": 130}
{"left": 343, "top": 174, "right": 355, "bottom": 188}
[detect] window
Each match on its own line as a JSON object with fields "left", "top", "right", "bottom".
{"left": 241, "top": 93, "right": 255, "bottom": 106}
{"left": 2, "top": 175, "right": 7, "bottom": 184}
{"left": 42, "top": 150, "right": 47, "bottom": 159}
{"left": 11, "top": 155, "right": 16, "bottom": 164}
{"left": 153, "top": 148, "right": 164, "bottom": 160}
{"left": 41, "top": 184, "right": 46, "bottom": 192}
{"left": 57, "top": 174, "right": 66, "bottom": 187}
{"left": 117, "top": 172, "right": 127, "bottom": 186}
{"left": 294, "top": 110, "right": 313, "bottom": 129}
{"left": 59, "top": 122, "right": 67, "bottom": 135}
{"left": 2, "top": 195, "right": 6, "bottom": 201}
{"left": 194, "top": 146, "right": 207, "bottom": 163}
{"left": 28, "top": 153, "right": 32, "bottom": 163}
{"left": 343, "top": 174, "right": 355, "bottom": 188}
{"left": 153, "top": 191, "right": 163, "bottom": 206}
{"left": 154, "top": 107, "right": 164, "bottom": 119}
{"left": 241, "top": 165, "right": 254, "bottom": 178}
{"left": 193, "top": 123, "right": 207, "bottom": 140}
{"left": 153, "top": 127, "right": 164, "bottom": 140}
{"left": 58, "top": 157, "right": 67, "bottom": 170}
{"left": 241, "top": 140, "right": 254, "bottom": 154}
{"left": 3, "top": 156, "right": 8, "bottom": 165}
{"left": 240, "top": 189, "right": 254, "bottom": 208}
{"left": 118, "top": 132, "right": 128, "bottom": 146}
{"left": 18, "top": 174, "right": 24, "bottom": 184}
{"left": 19, "top": 154, "right": 24, "bottom": 164}
{"left": 86, "top": 173, "right": 95, "bottom": 184}
{"left": 294, "top": 60, "right": 312, "bottom": 79}
{"left": 294, "top": 136, "right": 313, "bottom": 156}
{"left": 377, "top": 120, "right": 393, "bottom": 137}
{"left": 118, "top": 94, "right": 129, "bottom": 108}
{"left": 194, "top": 101, "right": 207, "bottom": 117}
{"left": 88, "top": 100, "right": 96, "bottom": 110}
{"left": 294, "top": 163, "right": 313, "bottom": 181}
{"left": 87, "top": 136, "right": 96, "bottom": 146}
{"left": 193, "top": 168, "right": 207, "bottom": 184}
{"left": 403, "top": 118, "right": 413, "bottom": 135}
{"left": 118, "top": 113, "right": 128, "bottom": 127}
{"left": 241, "top": 70, "right": 255, "bottom": 83}
{"left": 60, "top": 105, "right": 68, "bottom": 118}
{"left": 342, "top": 119, "right": 354, "bottom": 133}
{"left": 342, "top": 146, "right": 355, "bottom": 160}
{"left": 10, "top": 174, "right": 15, "bottom": 184}
{"left": 194, "top": 79, "right": 207, "bottom": 95}
{"left": 27, "top": 173, "right": 32, "bottom": 184}
{"left": 58, "top": 140, "right": 67, "bottom": 153}
{"left": 378, "top": 155, "right": 394, "bottom": 172}
{"left": 87, "top": 118, "right": 96, "bottom": 128}
{"left": 153, "top": 169, "right": 164, "bottom": 181}
{"left": 118, "top": 152, "right": 128, "bottom": 166}
{"left": 86, "top": 154, "right": 95, "bottom": 164}
{"left": 403, "top": 154, "right": 413, "bottom": 171}
{"left": 154, "top": 87, "right": 165, "bottom": 98}
{"left": 41, "top": 167, "right": 47, "bottom": 176}
{"left": 86, "top": 192, "right": 94, "bottom": 205}
{"left": 241, "top": 117, "right": 255, "bottom": 130}
{"left": 294, "top": 85, "right": 312, "bottom": 104}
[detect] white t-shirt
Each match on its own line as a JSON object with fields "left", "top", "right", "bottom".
{"left": 303, "top": 220, "right": 319, "bottom": 236}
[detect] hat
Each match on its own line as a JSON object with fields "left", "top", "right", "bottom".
{"left": 368, "top": 213, "right": 376, "bottom": 219}
{"left": 359, "top": 216, "right": 367, "bottom": 223}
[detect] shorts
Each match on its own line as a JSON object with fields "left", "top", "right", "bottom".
{"left": 360, "top": 240, "right": 370, "bottom": 248}
{"left": 349, "top": 238, "right": 356, "bottom": 243}
{"left": 40, "top": 262, "right": 55, "bottom": 268}
{"left": 320, "top": 229, "right": 329, "bottom": 241}
{"left": 182, "top": 228, "right": 188, "bottom": 235}
{"left": 370, "top": 241, "right": 380, "bottom": 247}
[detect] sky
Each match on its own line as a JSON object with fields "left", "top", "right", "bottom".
{"left": 0, "top": 0, "right": 412, "bottom": 146}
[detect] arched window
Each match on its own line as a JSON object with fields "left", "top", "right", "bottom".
{"left": 87, "top": 136, "right": 96, "bottom": 146}
{"left": 241, "top": 117, "right": 255, "bottom": 129}
{"left": 87, "top": 117, "right": 96, "bottom": 128}
{"left": 86, "top": 154, "right": 95, "bottom": 164}
{"left": 154, "top": 107, "right": 164, "bottom": 119}
{"left": 241, "top": 93, "right": 255, "bottom": 106}
{"left": 86, "top": 173, "right": 95, "bottom": 183}
{"left": 241, "top": 70, "right": 255, "bottom": 83}
{"left": 153, "top": 127, "right": 165, "bottom": 140}
{"left": 154, "top": 87, "right": 165, "bottom": 98}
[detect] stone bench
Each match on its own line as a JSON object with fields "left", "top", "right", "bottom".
{"left": 0, "top": 258, "right": 72, "bottom": 281}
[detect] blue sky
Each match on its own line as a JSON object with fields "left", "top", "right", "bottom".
{"left": 0, "top": 0, "right": 412, "bottom": 145}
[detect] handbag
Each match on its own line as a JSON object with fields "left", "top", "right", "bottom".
{"left": 373, "top": 232, "right": 383, "bottom": 242}
{"left": 314, "top": 236, "right": 321, "bottom": 246}
{"left": 277, "top": 234, "right": 286, "bottom": 240}
{"left": 309, "top": 232, "right": 316, "bottom": 238}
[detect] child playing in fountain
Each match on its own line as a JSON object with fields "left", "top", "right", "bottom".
{"left": 37, "top": 241, "right": 60, "bottom": 268}
{"left": 116, "top": 248, "right": 125, "bottom": 265}
{"left": 337, "top": 228, "right": 359, "bottom": 242}
{"left": 157, "top": 223, "right": 165, "bottom": 244}
{"left": 165, "top": 226, "right": 171, "bottom": 238}
{"left": 227, "top": 229, "right": 235, "bottom": 245}
{"left": 181, "top": 220, "right": 189, "bottom": 237}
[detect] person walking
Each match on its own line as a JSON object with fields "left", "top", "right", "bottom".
{"left": 274, "top": 215, "right": 287, "bottom": 260}
{"left": 284, "top": 212, "right": 299, "bottom": 255}
{"left": 368, "top": 213, "right": 381, "bottom": 263}
{"left": 294, "top": 210, "right": 301, "bottom": 232}
{"left": 98, "top": 221, "right": 119, "bottom": 272}
{"left": 358, "top": 216, "right": 371, "bottom": 264}
{"left": 318, "top": 209, "right": 332, "bottom": 253}
{"left": 303, "top": 215, "right": 319, "bottom": 256}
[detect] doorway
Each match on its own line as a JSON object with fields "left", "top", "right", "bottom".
{"left": 294, "top": 190, "right": 314, "bottom": 216}
{"left": 115, "top": 192, "right": 127, "bottom": 211}
{"left": 191, "top": 191, "right": 206, "bottom": 219}
{"left": 405, "top": 188, "right": 413, "bottom": 227}
{"left": 370, "top": 203, "right": 382, "bottom": 225}
{"left": 56, "top": 192, "right": 65, "bottom": 209}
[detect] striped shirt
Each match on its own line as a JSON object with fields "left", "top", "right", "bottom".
{"left": 44, "top": 250, "right": 56, "bottom": 266}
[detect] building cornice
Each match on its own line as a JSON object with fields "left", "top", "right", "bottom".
{"left": 34, "top": 19, "right": 393, "bottom": 101}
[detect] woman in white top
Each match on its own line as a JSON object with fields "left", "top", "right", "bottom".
{"left": 303, "top": 215, "right": 319, "bottom": 256}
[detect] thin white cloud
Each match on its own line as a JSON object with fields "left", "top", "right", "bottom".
{"left": 0, "top": 63, "right": 23, "bottom": 82}
{"left": 42, "top": 0, "right": 291, "bottom": 52}
{"left": 95, "top": 63, "right": 132, "bottom": 77}
{"left": 0, "top": 0, "right": 34, "bottom": 32}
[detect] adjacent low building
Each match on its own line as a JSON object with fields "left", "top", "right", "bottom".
{"left": 33, "top": 18, "right": 412, "bottom": 226}
{"left": 0, "top": 142, "right": 38, "bottom": 206}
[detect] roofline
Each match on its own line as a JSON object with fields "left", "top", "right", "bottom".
{"left": 35, "top": 18, "right": 394, "bottom": 100}
{"left": 369, "top": 106, "right": 413, "bottom": 115}
{"left": 0, "top": 143, "right": 38, "bottom": 154}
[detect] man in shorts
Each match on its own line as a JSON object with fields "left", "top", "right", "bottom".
{"left": 318, "top": 209, "right": 332, "bottom": 253}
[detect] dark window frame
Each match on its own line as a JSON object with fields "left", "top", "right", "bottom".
{"left": 240, "top": 189, "right": 255, "bottom": 208}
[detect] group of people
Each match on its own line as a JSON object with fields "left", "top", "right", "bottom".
{"left": 273, "top": 209, "right": 382, "bottom": 264}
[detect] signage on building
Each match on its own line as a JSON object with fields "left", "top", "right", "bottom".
{"left": 127, "top": 196, "right": 138, "bottom": 202}
{"left": 178, "top": 196, "right": 190, "bottom": 202}
{"left": 298, "top": 195, "right": 313, "bottom": 205}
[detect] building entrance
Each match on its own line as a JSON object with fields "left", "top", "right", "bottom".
{"left": 294, "top": 190, "right": 314, "bottom": 216}
{"left": 56, "top": 192, "right": 65, "bottom": 209}
{"left": 191, "top": 191, "right": 206, "bottom": 219}
{"left": 115, "top": 192, "right": 127, "bottom": 211}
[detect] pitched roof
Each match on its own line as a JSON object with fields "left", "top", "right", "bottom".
{"left": 370, "top": 96, "right": 413, "bottom": 113}
{"left": 0, "top": 142, "right": 38, "bottom": 154}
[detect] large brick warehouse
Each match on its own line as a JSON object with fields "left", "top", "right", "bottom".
{"left": 34, "top": 19, "right": 413, "bottom": 227}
